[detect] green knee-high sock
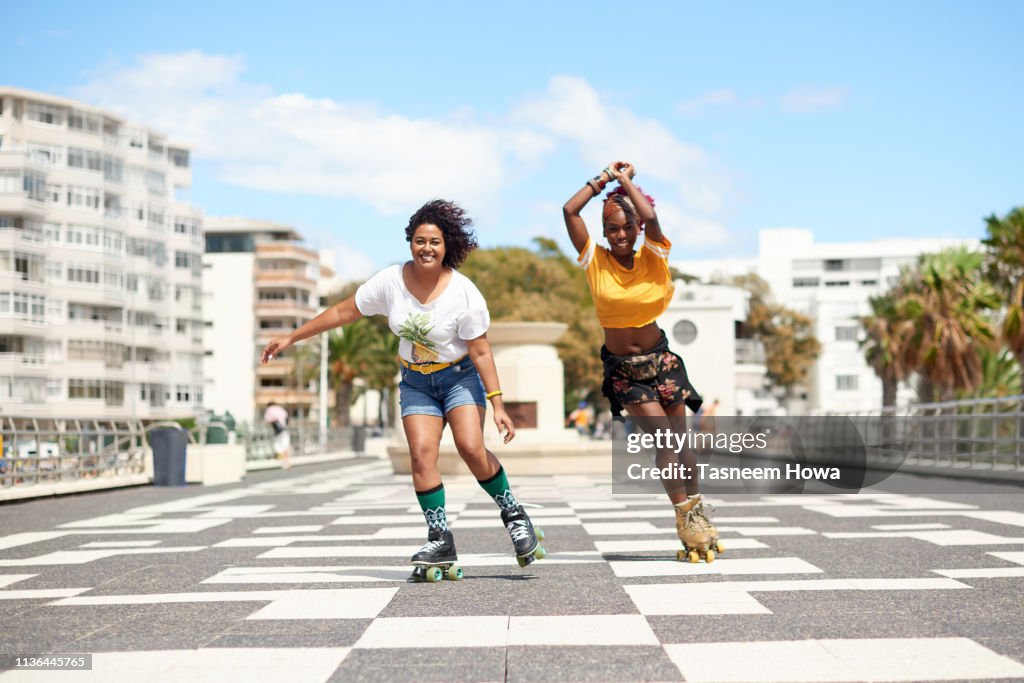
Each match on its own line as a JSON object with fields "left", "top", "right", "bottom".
{"left": 416, "top": 483, "right": 448, "bottom": 531}
{"left": 478, "top": 466, "right": 519, "bottom": 511}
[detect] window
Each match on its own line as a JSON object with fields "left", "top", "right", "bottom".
{"left": 860, "top": 280, "right": 878, "bottom": 287}
{"left": 169, "top": 148, "right": 190, "bottom": 168}
{"left": 27, "top": 143, "right": 63, "bottom": 166}
{"left": 824, "top": 259, "right": 847, "bottom": 272}
{"left": 103, "top": 156, "right": 123, "bottom": 182}
{"left": 176, "top": 385, "right": 191, "bottom": 403}
{"left": 68, "top": 110, "right": 101, "bottom": 133}
{"left": 67, "top": 147, "right": 102, "bottom": 171}
{"left": 69, "top": 379, "right": 103, "bottom": 400}
{"left": 835, "top": 326, "right": 859, "bottom": 342}
{"left": 27, "top": 102, "right": 64, "bottom": 126}
{"left": 24, "top": 171, "right": 46, "bottom": 202}
{"left": 793, "top": 277, "right": 819, "bottom": 288}
{"left": 67, "top": 186, "right": 102, "bottom": 211}
{"left": 825, "top": 281, "right": 850, "bottom": 287}
{"left": 672, "top": 319, "right": 698, "bottom": 345}
{"left": 836, "top": 375, "right": 859, "bottom": 391}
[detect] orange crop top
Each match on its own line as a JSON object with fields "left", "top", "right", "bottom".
{"left": 576, "top": 235, "right": 675, "bottom": 328}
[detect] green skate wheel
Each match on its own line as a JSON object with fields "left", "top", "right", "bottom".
{"left": 536, "top": 528, "right": 545, "bottom": 542}
{"left": 425, "top": 566, "right": 443, "bottom": 583}
{"left": 533, "top": 546, "right": 547, "bottom": 561}
{"left": 516, "top": 555, "right": 528, "bottom": 568}
{"left": 446, "top": 564, "right": 463, "bottom": 581}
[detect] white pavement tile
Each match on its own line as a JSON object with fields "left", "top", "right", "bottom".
{"left": 0, "top": 588, "right": 91, "bottom": 599}
{"left": 203, "top": 566, "right": 412, "bottom": 584}
{"left": 247, "top": 587, "right": 397, "bottom": 620}
{"left": 508, "top": 615, "right": 659, "bottom": 646}
{"left": 193, "top": 505, "right": 277, "bottom": 518}
{"left": 355, "top": 616, "right": 509, "bottom": 648}
{"left": 0, "top": 574, "right": 36, "bottom": 588}
{"left": 871, "top": 523, "right": 951, "bottom": 530}
{"left": 933, "top": 550, "right": 1024, "bottom": 578}
{"left": 962, "top": 511, "right": 1024, "bottom": 528}
{"left": 253, "top": 525, "right": 325, "bottom": 534}
{"left": 214, "top": 535, "right": 374, "bottom": 548}
{"left": 610, "top": 557, "right": 824, "bottom": 578}
{"left": 0, "top": 547, "right": 205, "bottom": 566}
{"left": 260, "top": 549, "right": 603, "bottom": 566}
{"left": 79, "top": 541, "right": 161, "bottom": 548}
{"left": 824, "top": 529, "right": 1024, "bottom": 546}
{"left": 583, "top": 522, "right": 663, "bottom": 536}
{"left": 594, "top": 539, "right": 768, "bottom": 553}
{"left": 664, "top": 637, "right": 1024, "bottom": 682}
{"left": 627, "top": 584, "right": 771, "bottom": 615}
{"left": 0, "top": 648, "right": 352, "bottom": 683}
{"left": 0, "top": 532, "right": 68, "bottom": 550}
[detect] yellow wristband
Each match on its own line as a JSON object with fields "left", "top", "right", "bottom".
{"left": 486, "top": 390, "right": 503, "bottom": 400}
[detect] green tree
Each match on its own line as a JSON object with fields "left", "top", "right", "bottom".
{"left": 462, "top": 240, "right": 603, "bottom": 407}
{"left": 730, "top": 274, "right": 821, "bottom": 401}
{"left": 902, "top": 248, "right": 999, "bottom": 401}
{"left": 982, "top": 207, "right": 1024, "bottom": 378}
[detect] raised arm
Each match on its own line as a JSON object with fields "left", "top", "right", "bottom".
{"left": 260, "top": 295, "right": 363, "bottom": 364}
{"left": 562, "top": 164, "right": 616, "bottom": 254}
{"left": 613, "top": 163, "right": 664, "bottom": 244}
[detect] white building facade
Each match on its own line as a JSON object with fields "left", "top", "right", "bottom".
{"left": 0, "top": 88, "right": 204, "bottom": 419}
{"left": 678, "top": 228, "right": 975, "bottom": 414}
{"left": 202, "top": 218, "right": 334, "bottom": 426}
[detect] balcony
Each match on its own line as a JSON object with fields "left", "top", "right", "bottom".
{"left": 254, "top": 269, "right": 315, "bottom": 289}
{"left": 255, "top": 300, "right": 316, "bottom": 318}
{"left": 255, "top": 242, "right": 319, "bottom": 264}
{"left": 0, "top": 352, "right": 47, "bottom": 375}
{"left": 255, "top": 387, "right": 317, "bottom": 406}
{"left": 735, "top": 339, "right": 767, "bottom": 365}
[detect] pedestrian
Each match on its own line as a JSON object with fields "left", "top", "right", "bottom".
{"left": 562, "top": 161, "right": 722, "bottom": 562}
{"left": 263, "top": 401, "right": 291, "bottom": 469}
{"left": 261, "top": 199, "right": 545, "bottom": 577}
{"left": 566, "top": 400, "right": 595, "bottom": 436}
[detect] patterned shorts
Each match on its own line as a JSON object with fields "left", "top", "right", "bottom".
{"left": 609, "top": 350, "right": 694, "bottom": 408}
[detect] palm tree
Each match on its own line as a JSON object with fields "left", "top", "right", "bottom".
{"left": 982, "top": 207, "right": 1024, "bottom": 377}
{"left": 958, "top": 346, "right": 1022, "bottom": 399}
{"left": 860, "top": 291, "right": 914, "bottom": 409}
{"left": 327, "top": 319, "right": 377, "bottom": 426}
{"left": 903, "top": 248, "right": 1000, "bottom": 401}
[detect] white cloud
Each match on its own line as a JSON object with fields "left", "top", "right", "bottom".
{"left": 780, "top": 86, "right": 849, "bottom": 113}
{"left": 72, "top": 53, "right": 737, "bottom": 250}
{"left": 678, "top": 89, "right": 738, "bottom": 115}
{"left": 513, "top": 76, "right": 730, "bottom": 215}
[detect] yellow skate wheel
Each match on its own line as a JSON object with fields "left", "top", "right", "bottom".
{"left": 536, "top": 528, "right": 545, "bottom": 542}
{"left": 705, "top": 549, "right": 715, "bottom": 563}
{"left": 688, "top": 550, "right": 700, "bottom": 564}
{"left": 715, "top": 541, "right": 724, "bottom": 554}
{"left": 446, "top": 564, "right": 463, "bottom": 581}
{"left": 533, "top": 546, "right": 547, "bottom": 561}
{"left": 425, "top": 566, "right": 444, "bottom": 583}
{"left": 676, "top": 549, "right": 688, "bottom": 562}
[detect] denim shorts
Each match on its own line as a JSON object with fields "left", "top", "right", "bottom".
{"left": 399, "top": 355, "right": 486, "bottom": 418}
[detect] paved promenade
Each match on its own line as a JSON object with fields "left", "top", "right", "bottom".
{"left": 1, "top": 451, "right": 1023, "bottom": 682}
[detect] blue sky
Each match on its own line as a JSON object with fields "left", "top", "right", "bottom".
{"left": 5, "top": 1, "right": 1022, "bottom": 281}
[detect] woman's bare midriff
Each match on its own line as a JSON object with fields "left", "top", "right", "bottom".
{"left": 603, "top": 323, "right": 662, "bottom": 356}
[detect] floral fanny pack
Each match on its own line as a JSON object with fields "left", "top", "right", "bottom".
{"left": 620, "top": 352, "right": 660, "bottom": 381}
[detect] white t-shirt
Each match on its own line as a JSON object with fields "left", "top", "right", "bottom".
{"left": 354, "top": 264, "right": 490, "bottom": 363}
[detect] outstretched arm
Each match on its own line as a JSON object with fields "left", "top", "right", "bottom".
{"left": 563, "top": 164, "right": 617, "bottom": 254}
{"left": 261, "top": 296, "right": 363, "bottom": 364}
{"left": 612, "top": 163, "right": 665, "bottom": 244}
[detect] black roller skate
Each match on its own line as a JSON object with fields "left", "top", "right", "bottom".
{"left": 501, "top": 505, "right": 547, "bottom": 567}
{"left": 409, "top": 528, "right": 463, "bottom": 583}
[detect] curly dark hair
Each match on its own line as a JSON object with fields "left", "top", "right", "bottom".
{"left": 404, "top": 199, "right": 479, "bottom": 269}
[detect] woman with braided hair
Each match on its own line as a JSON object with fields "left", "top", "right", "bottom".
{"left": 262, "top": 199, "right": 545, "bottom": 581}
{"left": 563, "top": 162, "right": 722, "bottom": 563}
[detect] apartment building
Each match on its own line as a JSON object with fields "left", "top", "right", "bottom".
{"left": 0, "top": 87, "right": 204, "bottom": 419}
{"left": 678, "top": 228, "right": 975, "bottom": 414}
{"left": 202, "top": 218, "right": 334, "bottom": 425}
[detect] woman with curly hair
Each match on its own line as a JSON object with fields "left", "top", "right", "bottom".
{"left": 261, "top": 199, "right": 545, "bottom": 580}
{"left": 563, "top": 162, "right": 722, "bottom": 563}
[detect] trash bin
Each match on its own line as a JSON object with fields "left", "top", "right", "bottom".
{"left": 151, "top": 427, "right": 187, "bottom": 486}
{"left": 206, "top": 423, "right": 229, "bottom": 445}
{"left": 352, "top": 426, "right": 367, "bottom": 454}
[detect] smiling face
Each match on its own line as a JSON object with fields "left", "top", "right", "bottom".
{"left": 603, "top": 208, "right": 641, "bottom": 258}
{"left": 409, "top": 223, "right": 446, "bottom": 269}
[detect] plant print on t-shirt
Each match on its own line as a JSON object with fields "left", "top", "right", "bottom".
{"left": 399, "top": 312, "right": 439, "bottom": 362}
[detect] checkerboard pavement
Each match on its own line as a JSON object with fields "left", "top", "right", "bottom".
{"left": 2, "top": 457, "right": 1024, "bottom": 682}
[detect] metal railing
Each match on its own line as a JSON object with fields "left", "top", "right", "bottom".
{"left": 0, "top": 416, "right": 147, "bottom": 488}
{"left": 822, "top": 395, "right": 1024, "bottom": 473}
